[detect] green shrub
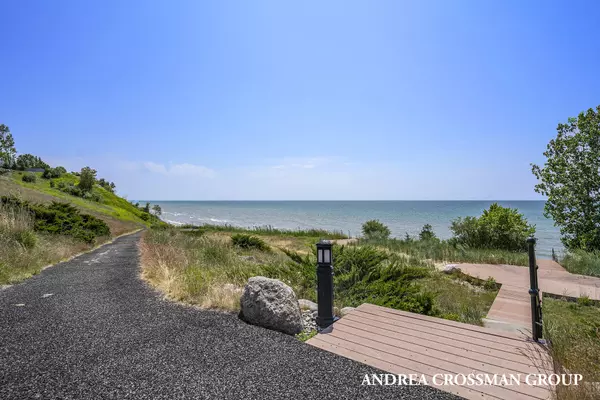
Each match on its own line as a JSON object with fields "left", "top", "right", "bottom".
{"left": 42, "top": 167, "right": 65, "bottom": 179}
{"left": 344, "top": 279, "right": 435, "bottom": 315}
{"left": 450, "top": 203, "right": 535, "bottom": 251}
{"left": 484, "top": 276, "right": 498, "bottom": 290}
{"left": 58, "top": 183, "right": 83, "bottom": 197}
{"left": 334, "top": 245, "right": 389, "bottom": 291}
{"left": 419, "top": 224, "right": 437, "bottom": 241}
{"left": 231, "top": 234, "right": 270, "bottom": 251}
{"left": 22, "top": 173, "right": 36, "bottom": 183}
{"left": 0, "top": 196, "right": 110, "bottom": 243}
{"left": 577, "top": 296, "right": 594, "bottom": 307}
{"left": 82, "top": 191, "right": 102, "bottom": 202}
{"left": 55, "top": 181, "right": 101, "bottom": 202}
{"left": 361, "top": 219, "right": 391, "bottom": 240}
{"left": 331, "top": 244, "right": 436, "bottom": 314}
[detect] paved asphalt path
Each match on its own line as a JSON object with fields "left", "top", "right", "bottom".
{"left": 0, "top": 232, "right": 459, "bottom": 400}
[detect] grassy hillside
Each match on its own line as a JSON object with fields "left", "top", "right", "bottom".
{"left": 1, "top": 171, "right": 150, "bottom": 235}
{"left": 0, "top": 170, "right": 154, "bottom": 284}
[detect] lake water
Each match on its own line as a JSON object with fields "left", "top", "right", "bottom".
{"left": 147, "top": 200, "right": 561, "bottom": 259}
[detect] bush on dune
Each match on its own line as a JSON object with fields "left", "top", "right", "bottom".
{"left": 361, "top": 219, "right": 391, "bottom": 240}
{"left": 21, "top": 173, "right": 36, "bottom": 183}
{"left": 450, "top": 203, "right": 535, "bottom": 252}
{"left": 333, "top": 245, "right": 436, "bottom": 314}
{"left": 231, "top": 234, "right": 271, "bottom": 251}
{"left": 42, "top": 166, "right": 66, "bottom": 179}
{"left": 1, "top": 196, "right": 110, "bottom": 243}
{"left": 0, "top": 202, "right": 94, "bottom": 284}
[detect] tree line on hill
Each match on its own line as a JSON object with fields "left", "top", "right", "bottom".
{"left": 0, "top": 124, "right": 117, "bottom": 194}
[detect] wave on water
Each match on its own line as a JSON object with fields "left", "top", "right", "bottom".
{"left": 162, "top": 211, "right": 186, "bottom": 217}
{"left": 163, "top": 219, "right": 184, "bottom": 226}
{"left": 192, "top": 217, "right": 230, "bottom": 224}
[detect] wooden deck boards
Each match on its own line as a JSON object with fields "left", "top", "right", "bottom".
{"left": 308, "top": 303, "right": 552, "bottom": 400}
{"left": 307, "top": 260, "right": 597, "bottom": 398}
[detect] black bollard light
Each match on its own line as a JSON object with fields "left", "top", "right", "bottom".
{"left": 316, "top": 240, "right": 335, "bottom": 329}
{"left": 527, "top": 237, "right": 543, "bottom": 342}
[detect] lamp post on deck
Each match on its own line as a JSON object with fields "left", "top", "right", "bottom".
{"left": 316, "top": 240, "right": 335, "bottom": 329}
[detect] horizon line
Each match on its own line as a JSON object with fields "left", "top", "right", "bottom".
{"left": 132, "top": 199, "right": 547, "bottom": 202}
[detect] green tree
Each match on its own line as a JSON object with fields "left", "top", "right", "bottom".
{"left": 16, "top": 154, "right": 49, "bottom": 170}
{"left": 419, "top": 224, "right": 436, "bottom": 241}
{"left": 0, "top": 124, "right": 16, "bottom": 168}
{"left": 451, "top": 203, "right": 535, "bottom": 251}
{"left": 532, "top": 106, "right": 600, "bottom": 251}
{"left": 78, "top": 167, "right": 97, "bottom": 192}
{"left": 152, "top": 204, "right": 162, "bottom": 216}
{"left": 361, "top": 219, "right": 391, "bottom": 240}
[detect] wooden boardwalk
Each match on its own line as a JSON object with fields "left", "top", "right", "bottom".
{"left": 308, "top": 303, "right": 552, "bottom": 400}
{"left": 308, "top": 259, "right": 600, "bottom": 398}
{"left": 457, "top": 259, "right": 600, "bottom": 330}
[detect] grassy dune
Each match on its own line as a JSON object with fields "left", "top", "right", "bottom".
{"left": 140, "top": 227, "right": 499, "bottom": 325}
{"left": 0, "top": 171, "right": 146, "bottom": 284}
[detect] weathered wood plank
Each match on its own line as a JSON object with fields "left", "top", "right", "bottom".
{"left": 326, "top": 328, "right": 550, "bottom": 399}
{"left": 309, "top": 336, "right": 502, "bottom": 400}
{"left": 356, "top": 306, "right": 534, "bottom": 353}
{"left": 345, "top": 310, "right": 534, "bottom": 358}
{"left": 312, "top": 333, "right": 550, "bottom": 400}
{"left": 361, "top": 303, "right": 530, "bottom": 344}
{"left": 333, "top": 318, "right": 553, "bottom": 374}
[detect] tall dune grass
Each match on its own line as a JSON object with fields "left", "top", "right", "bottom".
{"left": 363, "top": 237, "right": 530, "bottom": 266}
{"left": 561, "top": 250, "right": 600, "bottom": 277}
{"left": 543, "top": 298, "right": 600, "bottom": 400}
{"left": 0, "top": 203, "right": 94, "bottom": 284}
{"left": 179, "top": 223, "right": 349, "bottom": 239}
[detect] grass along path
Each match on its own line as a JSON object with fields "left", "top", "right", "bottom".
{"left": 543, "top": 298, "right": 600, "bottom": 400}
{"left": 1, "top": 232, "right": 455, "bottom": 400}
{"left": 140, "top": 228, "right": 499, "bottom": 325}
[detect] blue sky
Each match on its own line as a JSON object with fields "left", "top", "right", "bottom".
{"left": 1, "top": 1, "right": 599, "bottom": 200}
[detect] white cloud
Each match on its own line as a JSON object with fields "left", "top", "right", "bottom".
{"left": 170, "top": 163, "right": 215, "bottom": 178}
{"left": 266, "top": 157, "right": 335, "bottom": 170}
{"left": 143, "top": 161, "right": 168, "bottom": 174}
{"left": 34, "top": 154, "right": 544, "bottom": 200}
{"left": 142, "top": 162, "right": 215, "bottom": 178}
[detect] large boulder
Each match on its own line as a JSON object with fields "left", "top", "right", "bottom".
{"left": 443, "top": 264, "right": 461, "bottom": 274}
{"left": 240, "top": 276, "right": 302, "bottom": 335}
{"left": 298, "top": 299, "right": 318, "bottom": 312}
